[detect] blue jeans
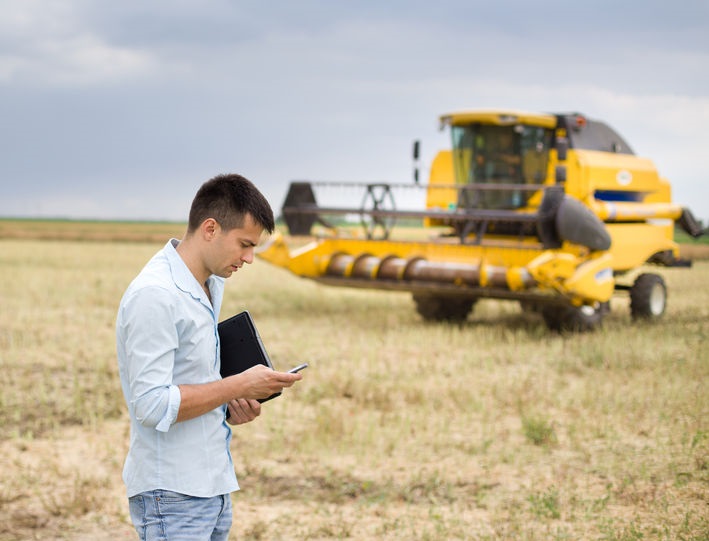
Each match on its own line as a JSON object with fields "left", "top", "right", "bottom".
{"left": 128, "top": 490, "right": 232, "bottom": 541}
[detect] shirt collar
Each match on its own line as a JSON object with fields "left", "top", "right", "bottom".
{"left": 164, "top": 239, "right": 212, "bottom": 308}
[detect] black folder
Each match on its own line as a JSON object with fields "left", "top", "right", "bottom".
{"left": 218, "top": 310, "right": 281, "bottom": 403}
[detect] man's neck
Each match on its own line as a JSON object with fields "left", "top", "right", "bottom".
{"left": 175, "top": 237, "right": 211, "bottom": 292}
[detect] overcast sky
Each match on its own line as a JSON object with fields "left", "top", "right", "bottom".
{"left": 1, "top": 0, "right": 708, "bottom": 223}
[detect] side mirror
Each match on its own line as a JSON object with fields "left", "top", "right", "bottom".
{"left": 412, "top": 140, "right": 421, "bottom": 184}
{"left": 556, "top": 137, "right": 568, "bottom": 161}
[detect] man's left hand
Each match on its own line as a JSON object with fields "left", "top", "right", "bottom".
{"left": 226, "top": 398, "right": 261, "bottom": 425}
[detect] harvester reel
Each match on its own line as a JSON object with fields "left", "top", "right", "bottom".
{"left": 555, "top": 196, "right": 611, "bottom": 252}
{"left": 535, "top": 186, "right": 564, "bottom": 249}
{"left": 282, "top": 182, "right": 318, "bottom": 235}
{"left": 536, "top": 187, "right": 611, "bottom": 252}
{"left": 360, "top": 183, "right": 397, "bottom": 240}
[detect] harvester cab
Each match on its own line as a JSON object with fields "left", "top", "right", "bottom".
{"left": 259, "top": 110, "right": 704, "bottom": 332}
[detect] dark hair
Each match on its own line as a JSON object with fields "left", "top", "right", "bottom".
{"left": 187, "top": 174, "right": 275, "bottom": 234}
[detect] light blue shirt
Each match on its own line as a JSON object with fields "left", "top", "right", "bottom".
{"left": 116, "top": 239, "right": 239, "bottom": 498}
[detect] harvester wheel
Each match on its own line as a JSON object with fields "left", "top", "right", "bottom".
{"left": 519, "top": 301, "right": 542, "bottom": 313}
{"left": 541, "top": 302, "right": 609, "bottom": 333}
{"left": 413, "top": 294, "right": 476, "bottom": 322}
{"left": 630, "top": 273, "right": 667, "bottom": 320}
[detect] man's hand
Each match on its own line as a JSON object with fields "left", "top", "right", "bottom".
{"left": 176, "top": 364, "right": 303, "bottom": 424}
{"left": 226, "top": 398, "right": 261, "bottom": 425}
{"left": 232, "top": 364, "right": 303, "bottom": 401}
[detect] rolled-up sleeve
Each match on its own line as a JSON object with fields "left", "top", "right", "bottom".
{"left": 118, "top": 286, "right": 181, "bottom": 431}
{"left": 133, "top": 383, "right": 181, "bottom": 432}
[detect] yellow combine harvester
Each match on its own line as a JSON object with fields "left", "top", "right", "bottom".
{"left": 258, "top": 110, "right": 704, "bottom": 331}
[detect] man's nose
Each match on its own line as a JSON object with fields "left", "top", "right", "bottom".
{"left": 241, "top": 248, "right": 254, "bottom": 264}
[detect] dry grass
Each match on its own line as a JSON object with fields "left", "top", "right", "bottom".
{"left": 0, "top": 218, "right": 185, "bottom": 243}
{"left": 0, "top": 223, "right": 707, "bottom": 540}
{"left": 679, "top": 243, "right": 709, "bottom": 261}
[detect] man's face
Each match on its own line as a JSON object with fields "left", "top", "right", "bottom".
{"left": 208, "top": 214, "right": 265, "bottom": 279}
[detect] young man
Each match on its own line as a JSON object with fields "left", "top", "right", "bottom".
{"left": 116, "top": 174, "right": 302, "bottom": 540}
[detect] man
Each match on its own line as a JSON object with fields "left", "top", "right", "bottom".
{"left": 116, "top": 173, "right": 302, "bottom": 540}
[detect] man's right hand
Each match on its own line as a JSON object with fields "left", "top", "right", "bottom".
{"left": 231, "top": 364, "right": 303, "bottom": 401}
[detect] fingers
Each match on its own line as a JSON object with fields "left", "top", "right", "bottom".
{"left": 243, "top": 364, "right": 304, "bottom": 385}
{"left": 236, "top": 364, "right": 304, "bottom": 398}
{"left": 274, "top": 371, "right": 303, "bottom": 388}
{"left": 226, "top": 398, "right": 261, "bottom": 425}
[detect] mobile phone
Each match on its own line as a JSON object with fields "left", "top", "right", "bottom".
{"left": 288, "top": 363, "right": 309, "bottom": 373}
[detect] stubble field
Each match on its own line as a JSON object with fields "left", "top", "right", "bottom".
{"left": 0, "top": 221, "right": 707, "bottom": 540}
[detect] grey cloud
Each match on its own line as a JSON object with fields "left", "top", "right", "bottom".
{"left": 0, "top": 0, "right": 707, "bottom": 221}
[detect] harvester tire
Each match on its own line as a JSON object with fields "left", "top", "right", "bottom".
{"left": 413, "top": 294, "right": 476, "bottom": 322}
{"left": 541, "top": 302, "right": 609, "bottom": 333}
{"left": 630, "top": 273, "right": 667, "bottom": 320}
{"left": 519, "top": 301, "right": 543, "bottom": 313}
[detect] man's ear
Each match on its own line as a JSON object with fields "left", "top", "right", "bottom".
{"left": 201, "top": 218, "right": 219, "bottom": 240}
